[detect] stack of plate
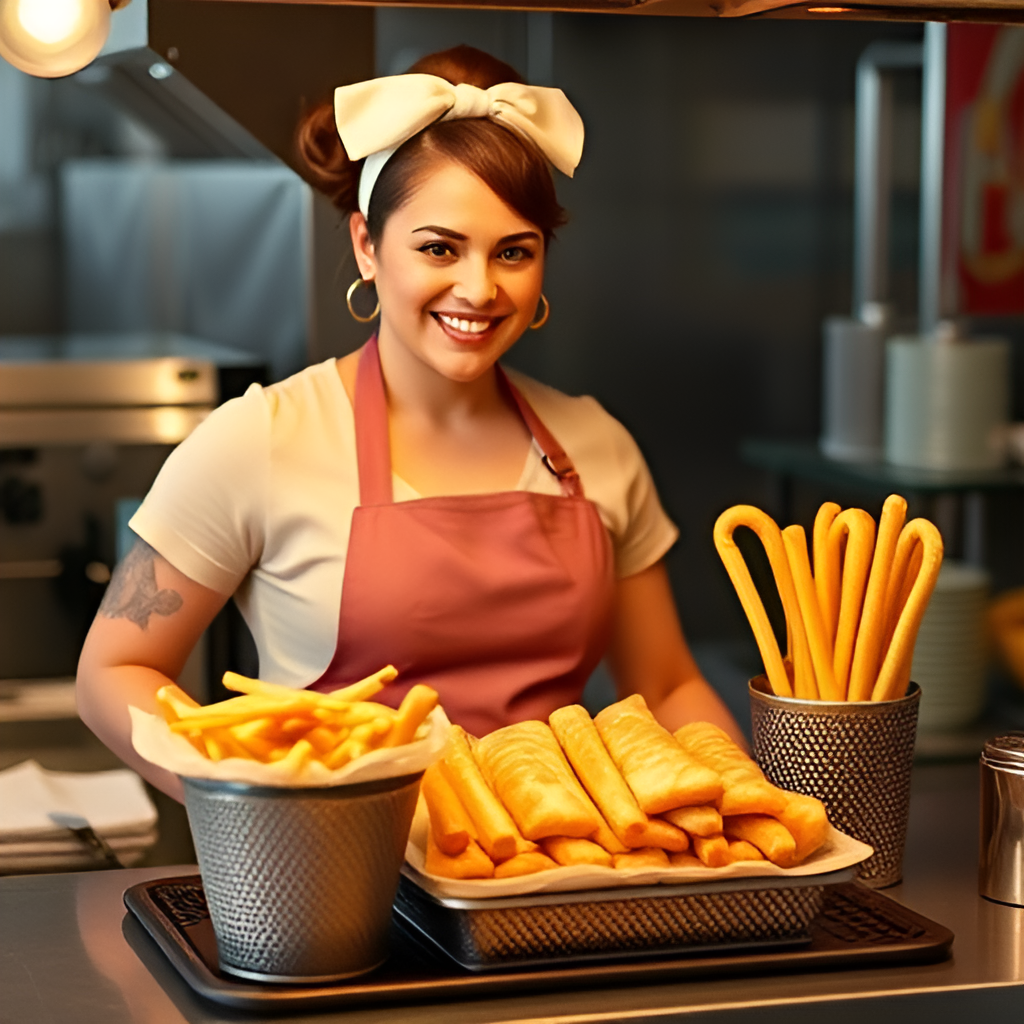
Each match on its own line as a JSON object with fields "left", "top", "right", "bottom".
{"left": 0, "top": 760, "right": 157, "bottom": 873}
{"left": 912, "top": 561, "right": 990, "bottom": 734}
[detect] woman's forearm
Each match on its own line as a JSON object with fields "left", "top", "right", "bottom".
{"left": 653, "top": 675, "right": 748, "bottom": 750}
{"left": 607, "top": 561, "right": 747, "bottom": 748}
{"left": 76, "top": 664, "right": 186, "bottom": 802}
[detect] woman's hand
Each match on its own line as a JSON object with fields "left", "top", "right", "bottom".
{"left": 605, "top": 561, "right": 748, "bottom": 749}
{"left": 76, "top": 540, "right": 230, "bottom": 801}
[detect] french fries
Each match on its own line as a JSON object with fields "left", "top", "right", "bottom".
{"left": 416, "top": 698, "right": 831, "bottom": 881}
{"left": 155, "top": 666, "right": 438, "bottom": 770}
{"left": 714, "top": 495, "right": 943, "bottom": 703}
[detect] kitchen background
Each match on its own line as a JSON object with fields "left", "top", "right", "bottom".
{"left": 1, "top": 4, "right": 1022, "bottom": 854}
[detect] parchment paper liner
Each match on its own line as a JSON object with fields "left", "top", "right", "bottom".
{"left": 403, "top": 798, "right": 873, "bottom": 900}
{"left": 130, "top": 704, "right": 450, "bottom": 787}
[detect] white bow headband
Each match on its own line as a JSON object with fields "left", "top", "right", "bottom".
{"left": 332, "top": 74, "right": 585, "bottom": 217}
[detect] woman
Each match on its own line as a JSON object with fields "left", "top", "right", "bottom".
{"left": 77, "top": 46, "right": 742, "bottom": 801}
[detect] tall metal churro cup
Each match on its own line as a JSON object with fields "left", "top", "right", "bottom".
{"left": 182, "top": 772, "right": 422, "bottom": 982}
{"left": 749, "top": 677, "right": 920, "bottom": 888}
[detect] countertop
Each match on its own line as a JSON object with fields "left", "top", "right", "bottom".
{"left": 2, "top": 762, "right": 1021, "bottom": 1024}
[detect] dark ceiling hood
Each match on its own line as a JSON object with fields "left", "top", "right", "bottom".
{"left": 77, "top": 0, "right": 1019, "bottom": 171}
{"left": 147, "top": 0, "right": 1022, "bottom": 24}
{"left": 80, "top": 2, "right": 375, "bottom": 169}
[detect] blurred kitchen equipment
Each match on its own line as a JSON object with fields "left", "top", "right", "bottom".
{"left": 882, "top": 26, "right": 1012, "bottom": 472}
{"left": 0, "top": 333, "right": 264, "bottom": 696}
{"left": 819, "top": 41, "right": 922, "bottom": 464}
{"left": 979, "top": 732, "right": 1024, "bottom": 907}
{"left": 0, "top": 333, "right": 261, "bottom": 454}
{"left": 183, "top": 773, "right": 422, "bottom": 982}
{"left": 885, "top": 329, "right": 1011, "bottom": 471}
{"left": 61, "top": 162, "right": 309, "bottom": 384}
{"left": 820, "top": 311, "right": 888, "bottom": 463}
{"left": 750, "top": 677, "right": 920, "bottom": 889}
{"left": 912, "top": 561, "right": 990, "bottom": 734}
{"left": 823, "top": 27, "right": 1014, "bottom": 473}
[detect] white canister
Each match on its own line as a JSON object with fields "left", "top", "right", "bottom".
{"left": 820, "top": 316, "right": 886, "bottom": 462}
{"left": 912, "top": 561, "right": 990, "bottom": 734}
{"left": 884, "top": 337, "right": 1010, "bottom": 471}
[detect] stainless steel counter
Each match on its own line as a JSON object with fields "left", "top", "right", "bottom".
{"left": 2, "top": 762, "right": 1022, "bottom": 1023}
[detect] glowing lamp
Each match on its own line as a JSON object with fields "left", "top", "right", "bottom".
{"left": 0, "top": 0, "right": 115, "bottom": 79}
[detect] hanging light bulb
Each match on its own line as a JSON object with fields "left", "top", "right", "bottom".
{"left": 0, "top": 0, "right": 114, "bottom": 78}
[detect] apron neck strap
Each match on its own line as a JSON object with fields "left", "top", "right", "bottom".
{"left": 496, "top": 367, "right": 583, "bottom": 498}
{"left": 354, "top": 337, "right": 584, "bottom": 504}
{"left": 354, "top": 336, "right": 394, "bottom": 505}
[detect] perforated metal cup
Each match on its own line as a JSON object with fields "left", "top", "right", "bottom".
{"left": 749, "top": 677, "right": 920, "bottom": 889}
{"left": 182, "top": 772, "right": 422, "bottom": 983}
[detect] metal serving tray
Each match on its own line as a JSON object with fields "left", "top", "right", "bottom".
{"left": 123, "top": 874, "right": 953, "bottom": 1013}
{"left": 394, "top": 869, "right": 853, "bottom": 970}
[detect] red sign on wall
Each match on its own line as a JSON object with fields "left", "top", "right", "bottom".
{"left": 943, "top": 25, "right": 1024, "bottom": 316}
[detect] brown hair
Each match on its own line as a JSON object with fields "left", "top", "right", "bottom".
{"left": 295, "top": 45, "right": 567, "bottom": 245}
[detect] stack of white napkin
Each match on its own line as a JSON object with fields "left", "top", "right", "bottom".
{"left": 0, "top": 760, "right": 158, "bottom": 873}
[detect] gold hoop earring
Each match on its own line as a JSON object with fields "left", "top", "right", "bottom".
{"left": 529, "top": 294, "right": 550, "bottom": 330}
{"left": 346, "top": 278, "right": 380, "bottom": 323}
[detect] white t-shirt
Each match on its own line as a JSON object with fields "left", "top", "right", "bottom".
{"left": 130, "top": 358, "right": 678, "bottom": 687}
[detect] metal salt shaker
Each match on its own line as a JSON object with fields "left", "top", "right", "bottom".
{"left": 979, "top": 733, "right": 1024, "bottom": 907}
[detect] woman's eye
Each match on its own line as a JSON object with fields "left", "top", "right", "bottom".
{"left": 499, "top": 247, "right": 531, "bottom": 263}
{"left": 420, "top": 242, "right": 454, "bottom": 258}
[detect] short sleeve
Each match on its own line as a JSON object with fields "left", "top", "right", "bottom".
{"left": 129, "top": 384, "right": 270, "bottom": 592}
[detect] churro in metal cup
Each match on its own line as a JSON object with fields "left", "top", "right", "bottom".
{"left": 749, "top": 676, "right": 920, "bottom": 888}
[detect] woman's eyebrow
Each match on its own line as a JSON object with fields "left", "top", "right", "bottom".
{"left": 412, "top": 226, "right": 466, "bottom": 240}
{"left": 411, "top": 227, "right": 541, "bottom": 245}
{"left": 497, "top": 231, "right": 541, "bottom": 245}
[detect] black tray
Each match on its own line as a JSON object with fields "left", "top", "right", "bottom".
{"left": 124, "top": 875, "right": 953, "bottom": 1013}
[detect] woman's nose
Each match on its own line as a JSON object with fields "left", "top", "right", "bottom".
{"left": 451, "top": 258, "right": 497, "bottom": 306}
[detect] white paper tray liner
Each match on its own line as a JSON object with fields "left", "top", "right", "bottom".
{"left": 130, "top": 704, "right": 449, "bottom": 787}
{"left": 404, "top": 799, "right": 873, "bottom": 900}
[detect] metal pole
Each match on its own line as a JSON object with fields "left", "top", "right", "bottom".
{"left": 919, "top": 22, "right": 947, "bottom": 337}
{"left": 852, "top": 41, "right": 923, "bottom": 322}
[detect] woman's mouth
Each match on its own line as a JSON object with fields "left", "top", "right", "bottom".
{"left": 432, "top": 312, "right": 504, "bottom": 342}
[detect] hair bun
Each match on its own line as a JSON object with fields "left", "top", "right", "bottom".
{"left": 295, "top": 100, "right": 360, "bottom": 213}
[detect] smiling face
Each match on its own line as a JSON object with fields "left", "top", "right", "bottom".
{"left": 351, "top": 159, "right": 545, "bottom": 384}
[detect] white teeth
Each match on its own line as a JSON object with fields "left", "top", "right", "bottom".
{"left": 438, "top": 314, "right": 488, "bottom": 334}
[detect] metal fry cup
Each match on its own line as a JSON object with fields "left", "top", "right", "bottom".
{"left": 182, "top": 772, "right": 422, "bottom": 983}
{"left": 749, "top": 677, "right": 920, "bottom": 888}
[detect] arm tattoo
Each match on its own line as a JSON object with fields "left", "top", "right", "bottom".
{"left": 99, "top": 539, "right": 184, "bottom": 630}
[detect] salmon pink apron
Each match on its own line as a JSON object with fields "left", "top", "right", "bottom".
{"left": 309, "top": 338, "right": 615, "bottom": 737}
